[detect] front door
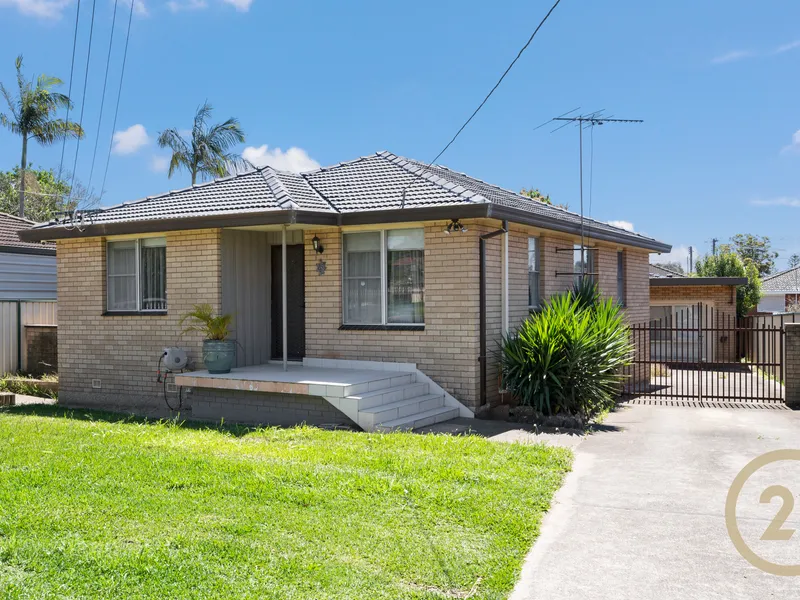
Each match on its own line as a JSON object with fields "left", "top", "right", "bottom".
{"left": 271, "top": 244, "right": 305, "bottom": 360}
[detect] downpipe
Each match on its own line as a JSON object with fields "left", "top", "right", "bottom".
{"left": 479, "top": 220, "right": 508, "bottom": 408}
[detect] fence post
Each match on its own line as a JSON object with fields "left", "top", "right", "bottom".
{"left": 786, "top": 323, "right": 800, "bottom": 409}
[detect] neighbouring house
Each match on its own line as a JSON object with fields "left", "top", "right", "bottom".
{"left": 19, "top": 151, "right": 670, "bottom": 430}
{"left": 648, "top": 263, "right": 747, "bottom": 361}
{"left": 757, "top": 266, "right": 800, "bottom": 313}
{"left": 0, "top": 212, "right": 58, "bottom": 375}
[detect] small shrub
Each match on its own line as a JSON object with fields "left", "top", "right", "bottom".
{"left": 500, "top": 286, "right": 633, "bottom": 419}
{"left": 0, "top": 373, "right": 58, "bottom": 400}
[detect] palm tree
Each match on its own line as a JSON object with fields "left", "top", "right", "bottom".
{"left": 157, "top": 102, "right": 248, "bottom": 185}
{"left": 0, "top": 55, "right": 84, "bottom": 218}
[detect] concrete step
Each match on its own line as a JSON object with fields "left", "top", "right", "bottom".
{"left": 357, "top": 394, "right": 444, "bottom": 429}
{"left": 338, "top": 372, "right": 415, "bottom": 398}
{"left": 374, "top": 406, "right": 460, "bottom": 432}
{"left": 346, "top": 382, "right": 429, "bottom": 409}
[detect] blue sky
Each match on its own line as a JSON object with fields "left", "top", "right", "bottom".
{"left": 1, "top": 0, "right": 799, "bottom": 269}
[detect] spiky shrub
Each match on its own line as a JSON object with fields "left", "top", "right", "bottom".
{"left": 500, "top": 290, "right": 633, "bottom": 419}
{"left": 179, "top": 304, "right": 233, "bottom": 341}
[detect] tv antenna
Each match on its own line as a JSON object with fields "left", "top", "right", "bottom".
{"left": 536, "top": 110, "right": 643, "bottom": 279}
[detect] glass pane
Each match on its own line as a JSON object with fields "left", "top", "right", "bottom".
{"left": 141, "top": 245, "right": 167, "bottom": 311}
{"left": 108, "top": 241, "right": 137, "bottom": 310}
{"left": 573, "top": 244, "right": 594, "bottom": 286}
{"left": 528, "top": 272, "right": 539, "bottom": 307}
{"left": 142, "top": 236, "right": 166, "bottom": 248}
{"left": 387, "top": 248, "right": 424, "bottom": 323}
{"left": 344, "top": 278, "right": 382, "bottom": 324}
{"left": 387, "top": 229, "right": 424, "bottom": 251}
{"left": 343, "top": 232, "right": 382, "bottom": 324}
{"left": 344, "top": 231, "right": 380, "bottom": 252}
{"left": 528, "top": 238, "right": 539, "bottom": 306}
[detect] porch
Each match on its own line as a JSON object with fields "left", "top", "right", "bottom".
{"left": 174, "top": 359, "right": 463, "bottom": 432}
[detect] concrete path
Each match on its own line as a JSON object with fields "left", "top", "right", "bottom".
{"left": 511, "top": 403, "right": 800, "bottom": 600}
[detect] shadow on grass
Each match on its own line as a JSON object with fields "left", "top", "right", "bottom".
{"left": 0, "top": 403, "right": 272, "bottom": 438}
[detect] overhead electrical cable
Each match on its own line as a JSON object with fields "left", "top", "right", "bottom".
{"left": 68, "top": 0, "right": 98, "bottom": 201}
{"left": 87, "top": 0, "right": 119, "bottom": 195}
{"left": 57, "top": 0, "right": 82, "bottom": 183}
{"left": 401, "top": 0, "right": 564, "bottom": 206}
{"left": 100, "top": 0, "right": 135, "bottom": 202}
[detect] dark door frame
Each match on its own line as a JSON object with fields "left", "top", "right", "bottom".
{"left": 270, "top": 244, "right": 306, "bottom": 361}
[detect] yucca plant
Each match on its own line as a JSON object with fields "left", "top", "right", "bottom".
{"left": 179, "top": 304, "right": 232, "bottom": 340}
{"left": 500, "top": 290, "right": 633, "bottom": 419}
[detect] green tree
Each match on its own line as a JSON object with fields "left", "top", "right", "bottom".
{"left": 788, "top": 253, "right": 800, "bottom": 269}
{"left": 157, "top": 102, "right": 247, "bottom": 185}
{"left": 0, "top": 166, "right": 96, "bottom": 223}
{"left": 695, "top": 250, "right": 762, "bottom": 316}
{"left": 724, "top": 234, "right": 778, "bottom": 277}
{"left": 0, "top": 55, "right": 84, "bottom": 218}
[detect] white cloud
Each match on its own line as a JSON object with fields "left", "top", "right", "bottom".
{"left": 0, "top": 0, "right": 72, "bottom": 19}
{"left": 651, "top": 244, "right": 691, "bottom": 266}
{"left": 167, "top": 0, "right": 206, "bottom": 12}
{"left": 774, "top": 40, "right": 800, "bottom": 54}
{"left": 242, "top": 145, "right": 320, "bottom": 173}
{"left": 112, "top": 124, "right": 150, "bottom": 155}
{"left": 607, "top": 220, "right": 634, "bottom": 232}
{"left": 751, "top": 197, "right": 800, "bottom": 208}
{"left": 710, "top": 50, "right": 753, "bottom": 65}
{"left": 150, "top": 154, "right": 170, "bottom": 173}
{"left": 222, "top": 0, "right": 251, "bottom": 10}
{"left": 781, "top": 129, "right": 800, "bottom": 154}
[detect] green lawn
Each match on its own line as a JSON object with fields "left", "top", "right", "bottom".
{"left": 0, "top": 406, "right": 571, "bottom": 599}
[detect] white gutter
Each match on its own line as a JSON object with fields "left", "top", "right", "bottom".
{"left": 282, "top": 225, "right": 288, "bottom": 371}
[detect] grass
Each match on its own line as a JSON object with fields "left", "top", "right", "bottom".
{"left": 0, "top": 406, "right": 571, "bottom": 599}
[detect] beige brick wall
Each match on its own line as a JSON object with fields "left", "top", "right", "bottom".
{"left": 304, "top": 220, "right": 485, "bottom": 409}
{"left": 57, "top": 229, "right": 222, "bottom": 410}
{"left": 55, "top": 219, "right": 656, "bottom": 415}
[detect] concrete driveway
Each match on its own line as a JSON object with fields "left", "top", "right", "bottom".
{"left": 511, "top": 402, "right": 800, "bottom": 600}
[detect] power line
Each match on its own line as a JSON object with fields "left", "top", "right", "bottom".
{"left": 100, "top": 0, "right": 135, "bottom": 202}
{"left": 57, "top": 0, "right": 82, "bottom": 183}
{"left": 401, "top": 0, "right": 564, "bottom": 206}
{"left": 68, "top": 0, "right": 98, "bottom": 201}
{"left": 86, "top": 0, "right": 119, "bottom": 196}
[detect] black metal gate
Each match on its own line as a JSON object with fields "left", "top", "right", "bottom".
{"left": 624, "top": 304, "right": 789, "bottom": 403}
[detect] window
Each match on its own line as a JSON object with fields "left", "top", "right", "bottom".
{"left": 528, "top": 237, "right": 540, "bottom": 308}
{"left": 573, "top": 243, "right": 595, "bottom": 286}
{"left": 617, "top": 250, "right": 626, "bottom": 305}
{"left": 107, "top": 237, "right": 167, "bottom": 312}
{"left": 343, "top": 229, "right": 424, "bottom": 325}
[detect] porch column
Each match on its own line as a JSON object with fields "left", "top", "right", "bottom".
{"left": 282, "top": 225, "right": 288, "bottom": 371}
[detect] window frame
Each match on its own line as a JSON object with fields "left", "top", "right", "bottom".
{"left": 573, "top": 243, "right": 596, "bottom": 286}
{"left": 106, "top": 237, "right": 167, "bottom": 314}
{"left": 528, "top": 237, "right": 541, "bottom": 309}
{"left": 341, "top": 228, "right": 425, "bottom": 327}
{"left": 617, "top": 250, "right": 626, "bottom": 306}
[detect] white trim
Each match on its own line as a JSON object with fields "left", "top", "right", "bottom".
{"left": 106, "top": 236, "right": 167, "bottom": 313}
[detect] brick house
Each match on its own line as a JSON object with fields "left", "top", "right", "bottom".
{"left": 757, "top": 266, "right": 800, "bottom": 313}
{"left": 648, "top": 264, "right": 747, "bottom": 362}
{"left": 20, "top": 151, "right": 669, "bottom": 430}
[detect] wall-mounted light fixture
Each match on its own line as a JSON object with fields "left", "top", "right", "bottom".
{"left": 444, "top": 218, "right": 468, "bottom": 235}
{"left": 311, "top": 234, "right": 325, "bottom": 254}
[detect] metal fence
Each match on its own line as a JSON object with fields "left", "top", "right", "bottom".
{"left": 0, "top": 301, "right": 57, "bottom": 375}
{"left": 623, "top": 304, "right": 786, "bottom": 403}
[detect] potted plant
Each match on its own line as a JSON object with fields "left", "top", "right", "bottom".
{"left": 179, "top": 304, "right": 236, "bottom": 374}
